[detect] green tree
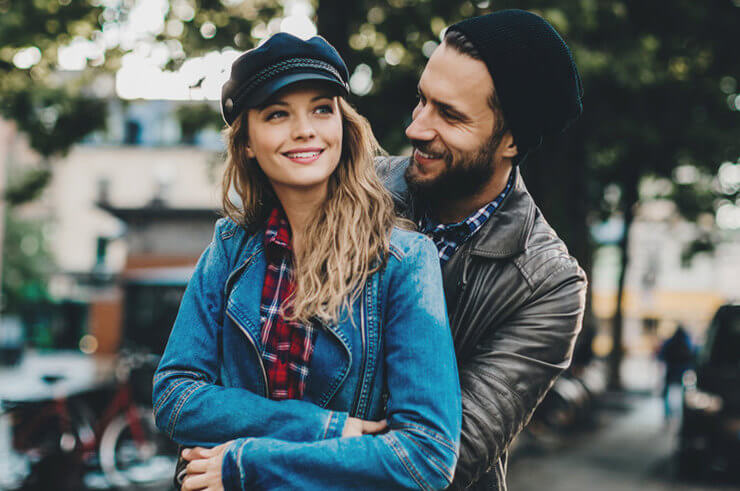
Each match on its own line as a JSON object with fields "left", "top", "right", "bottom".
{"left": 519, "top": 1, "right": 740, "bottom": 387}
{"left": 0, "top": 0, "right": 109, "bottom": 159}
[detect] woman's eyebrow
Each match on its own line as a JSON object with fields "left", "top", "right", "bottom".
{"left": 257, "top": 94, "right": 333, "bottom": 111}
{"left": 257, "top": 101, "right": 288, "bottom": 111}
{"left": 311, "top": 94, "right": 334, "bottom": 102}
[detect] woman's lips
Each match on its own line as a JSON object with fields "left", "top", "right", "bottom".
{"left": 283, "top": 149, "right": 324, "bottom": 164}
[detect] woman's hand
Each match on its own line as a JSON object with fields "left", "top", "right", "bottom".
{"left": 181, "top": 441, "right": 233, "bottom": 491}
{"left": 342, "top": 417, "right": 388, "bottom": 437}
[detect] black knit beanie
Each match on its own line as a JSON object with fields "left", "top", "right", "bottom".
{"left": 448, "top": 10, "right": 583, "bottom": 161}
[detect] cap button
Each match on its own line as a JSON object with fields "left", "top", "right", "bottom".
{"left": 224, "top": 98, "right": 234, "bottom": 111}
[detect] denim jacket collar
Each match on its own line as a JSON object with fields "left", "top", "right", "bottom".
{"left": 222, "top": 227, "right": 355, "bottom": 369}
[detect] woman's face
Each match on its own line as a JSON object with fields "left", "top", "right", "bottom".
{"left": 246, "top": 82, "right": 343, "bottom": 198}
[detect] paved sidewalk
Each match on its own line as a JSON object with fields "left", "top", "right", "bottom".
{"left": 508, "top": 394, "right": 739, "bottom": 491}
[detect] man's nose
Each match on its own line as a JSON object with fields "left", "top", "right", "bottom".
{"left": 405, "top": 106, "right": 435, "bottom": 142}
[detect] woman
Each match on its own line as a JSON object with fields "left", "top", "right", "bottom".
{"left": 152, "top": 32, "right": 461, "bottom": 490}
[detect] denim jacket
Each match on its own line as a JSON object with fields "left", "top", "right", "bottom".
{"left": 153, "top": 218, "right": 462, "bottom": 490}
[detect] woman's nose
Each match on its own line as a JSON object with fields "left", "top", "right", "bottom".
{"left": 291, "top": 114, "right": 317, "bottom": 140}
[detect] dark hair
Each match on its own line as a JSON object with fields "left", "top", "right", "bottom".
{"left": 444, "top": 29, "right": 508, "bottom": 137}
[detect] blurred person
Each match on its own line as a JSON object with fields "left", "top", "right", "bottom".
{"left": 658, "top": 325, "right": 695, "bottom": 420}
{"left": 376, "top": 10, "right": 588, "bottom": 490}
{"left": 152, "top": 32, "right": 461, "bottom": 490}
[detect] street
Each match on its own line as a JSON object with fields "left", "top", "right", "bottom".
{"left": 508, "top": 393, "right": 739, "bottom": 491}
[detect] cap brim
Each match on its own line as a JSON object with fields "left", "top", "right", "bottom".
{"left": 244, "top": 72, "right": 348, "bottom": 108}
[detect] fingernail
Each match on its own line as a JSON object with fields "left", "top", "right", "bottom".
{"left": 182, "top": 449, "right": 190, "bottom": 458}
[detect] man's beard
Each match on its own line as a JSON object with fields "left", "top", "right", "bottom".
{"left": 405, "top": 131, "right": 504, "bottom": 205}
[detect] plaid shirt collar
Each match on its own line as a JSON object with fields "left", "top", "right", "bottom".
{"left": 260, "top": 207, "right": 316, "bottom": 400}
{"left": 264, "top": 206, "right": 292, "bottom": 254}
{"left": 420, "top": 170, "right": 515, "bottom": 265}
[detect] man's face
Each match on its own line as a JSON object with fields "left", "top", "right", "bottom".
{"left": 405, "top": 43, "right": 506, "bottom": 200}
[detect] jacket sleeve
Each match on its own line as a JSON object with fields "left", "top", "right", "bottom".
{"left": 152, "top": 219, "right": 347, "bottom": 446}
{"left": 450, "top": 260, "right": 587, "bottom": 489}
{"left": 375, "top": 156, "right": 413, "bottom": 212}
{"left": 220, "top": 235, "right": 461, "bottom": 491}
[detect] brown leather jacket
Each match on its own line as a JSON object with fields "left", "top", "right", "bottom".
{"left": 376, "top": 157, "right": 587, "bottom": 490}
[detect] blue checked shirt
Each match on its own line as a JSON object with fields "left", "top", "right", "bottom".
{"left": 420, "top": 171, "right": 514, "bottom": 266}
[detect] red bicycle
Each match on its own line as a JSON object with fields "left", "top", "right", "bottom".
{"left": 5, "top": 351, "right": 176, "bottom": 489}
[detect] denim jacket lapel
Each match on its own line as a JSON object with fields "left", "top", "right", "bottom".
{"left": 225, "top": 241, "right": 266, "bottom": 354}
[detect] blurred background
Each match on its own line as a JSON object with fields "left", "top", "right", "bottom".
{"left": 0, "top": 0, "right": 738, "bottom": 490}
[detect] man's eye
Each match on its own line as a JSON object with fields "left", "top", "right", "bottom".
{"left": 441, "top": 110, "right": 459, "bottom": 121}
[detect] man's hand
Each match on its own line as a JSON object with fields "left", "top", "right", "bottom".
{"left": 342, "top": 417, "right": 388, "bottom": 437}
{"left": 181, "top": 441, "right": 233, "bottom": 491}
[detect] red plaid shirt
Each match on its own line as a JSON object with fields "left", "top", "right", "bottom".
{"left": 260, "top": 207, "right": 317, "bottom": 400}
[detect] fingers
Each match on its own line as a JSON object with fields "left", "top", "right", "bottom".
{"left": 212, "top": 440, "right": 234, "bottom": 453}
{"left": 181, "top": 472, "right": 208, "bottom": 491}
{"left": 182, "top": 447, "right": 211, "bottom": 461}
{"left": 186, "top": 458, "right": 209, "bottom": 475}
{"left": 362, "top": 418, "right": 388, "bottom": 434}
{"left": 342, "top": 416, "right": 363, "bottom": 437}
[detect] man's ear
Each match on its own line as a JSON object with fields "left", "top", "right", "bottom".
{"left": 500, "top": 131, "right": 518, "bottom": 158}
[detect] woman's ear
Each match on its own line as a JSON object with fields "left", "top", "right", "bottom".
{"left": 246, "top": 142, "right": 255, "bottom": 158}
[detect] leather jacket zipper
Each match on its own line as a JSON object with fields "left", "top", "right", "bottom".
{"left": 226, "top": 309, "right": 269, "bottom": 398}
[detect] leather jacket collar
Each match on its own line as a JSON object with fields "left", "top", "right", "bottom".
{"left": 467, "top": 166, "right": 536, "bottom": 259}
{"left": 398, "top": 162, "right": 536, "bottom": 260}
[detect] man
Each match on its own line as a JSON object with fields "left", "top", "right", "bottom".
{"left": 376, "top": 9, "right": 588, "bottom": 490}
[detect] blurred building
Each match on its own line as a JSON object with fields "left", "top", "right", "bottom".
{"left": 591, "top": 199, "right": 740, "bottom": 362}
{"left": 1, "top": 99, "right": 225, "bottom": 353}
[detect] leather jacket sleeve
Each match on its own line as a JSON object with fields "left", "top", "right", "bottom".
{"left": 450, "top": 261, "right": 587, "bottom": 489}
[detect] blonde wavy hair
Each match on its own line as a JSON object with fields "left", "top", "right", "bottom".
{"left": 221, "top": 97, "right": 402, "bottom": 324}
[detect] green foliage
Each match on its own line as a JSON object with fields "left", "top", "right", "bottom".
{"left": 1, "top": 87, "right": 107, "bottom": 157}
{"left": 0, "top": 0, "right": 102, "bottom": 51}
{"left": 1, "top": 210, "right": 53, "bottom": 314}
{"left": 4, "top": 167, "right": 51, "bottom": 205}
{"left": 0, "top": 0, "right": 108, "bottom": 158}
{"left": 159, "top": 0, "right": 280, "bottom": 69}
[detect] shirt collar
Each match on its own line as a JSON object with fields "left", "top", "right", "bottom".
{"left": 264, "top": 207, "right": 292, "bottom": 252}
{"left": 420, "top": 169, "right": 515, "bottom": 240}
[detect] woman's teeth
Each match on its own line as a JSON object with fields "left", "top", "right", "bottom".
{"left": 286, "top": 151, "right": 320, "bottom": 158}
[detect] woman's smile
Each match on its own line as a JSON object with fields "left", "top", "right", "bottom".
{"left": 282, "top": 147, "right": 325, "bottom": 164}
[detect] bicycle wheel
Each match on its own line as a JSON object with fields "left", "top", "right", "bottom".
{"left": 98, "top": 405, "right": 177, "bottom": 489}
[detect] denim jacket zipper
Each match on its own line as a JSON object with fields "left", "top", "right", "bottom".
{"left": 226, "top": 310, "right": 269, "bottom": 397}
{"left": 350, "top": 285, "right": 368, "bottom": 417}
{"left": 224, "top": 250, "right": 269, "bottom": 397}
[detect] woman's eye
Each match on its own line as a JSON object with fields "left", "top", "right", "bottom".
{"left": 266, "top": 110, "right": 287, "bottom": 121}
{"left": 314, "top": 104, "right": 333, "bottom": 115}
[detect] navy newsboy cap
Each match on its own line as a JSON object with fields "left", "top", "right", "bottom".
{"left": 221, "top": 32, "right": 350, "bottom": 126}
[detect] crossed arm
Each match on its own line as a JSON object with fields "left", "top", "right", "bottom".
{"left": 153, "top": 224, "right": 462, "bottom": 490}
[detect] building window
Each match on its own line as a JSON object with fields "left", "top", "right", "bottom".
{"left": 124, "top": 120, "right": 141, "bottom": 145}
